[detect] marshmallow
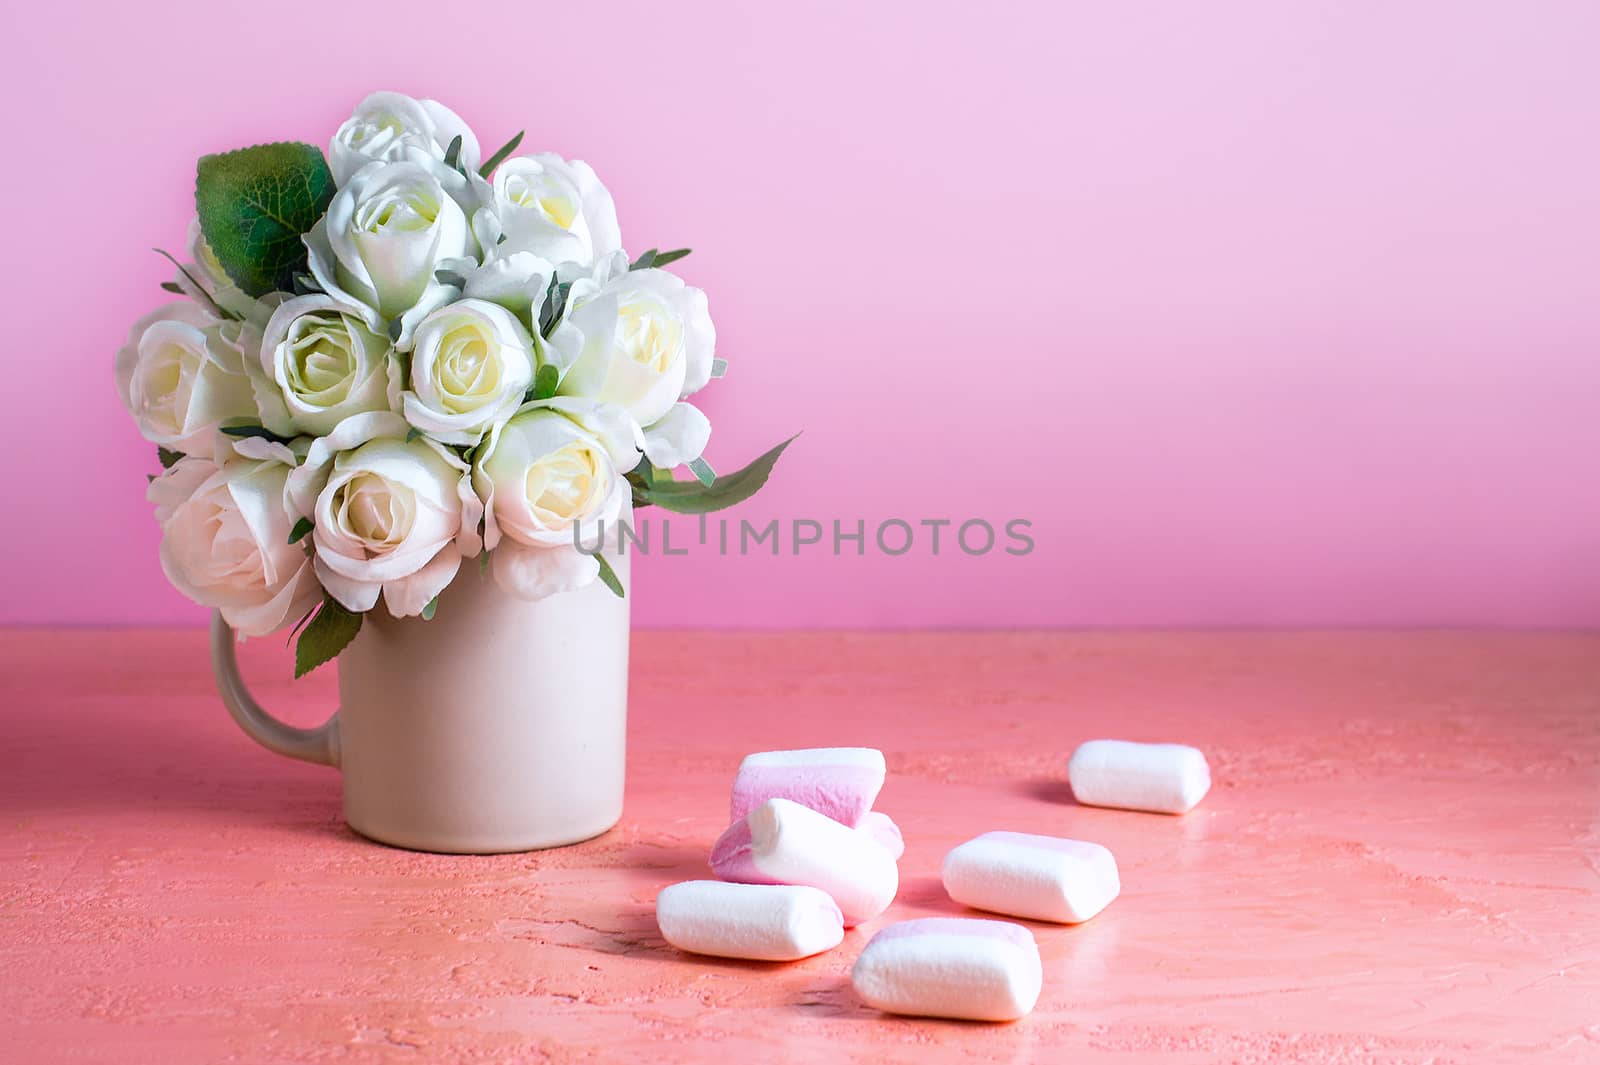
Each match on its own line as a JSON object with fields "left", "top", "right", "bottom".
{"left": 1067, "top": 739, "right": 1211, "bottom": 814}
{"left": 655, "top": 880, "right": 845, "bottom": 961}
{"left": 711, "top": 797, "right": 898, "bottom": 926}
{"left": 858, "top": 810, "right": 905, "bottom": 859}
{"left": 943, "top": 831, "right": 1119, "bottom": 924}
{"left": 731, "top": 747, "right": 886, "bottom": 826}
{"left": 852, "top": 917, "right": 1042, "bottom": 1022}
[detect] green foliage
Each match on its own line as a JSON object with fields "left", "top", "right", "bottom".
{"left": 287, "top": 517, "right": 313, "bottom": 544}
{"left": 531, "top": 363, "right": 560, "bottom": 401}
{"left": 294, "top": 596, "right": 362, "bottom": 679}
{"left": 687, "top": 457, "right": 716, "bottom": 486}
{"left": 151, "top": 248, "right": 233, "bottom": 320}
{"left": 157, "top": 448, "right": 184, "bottom": 470}
{"left": 594, "top": 554, "right": 624, "bottom": 598}
{"left": 479, "top": 131, "right": 525, "bottom": 176}
{"left": 195, "top": 143, "right": 336, "bottom": 297}
{"left": 220, "top": 424, "right": 295, "bottom": 445}
{"left": 629, "top": 248, "right": 692, "bottom": 271}
{"left": 632, "top": 435, "right": 797, "bottom": 514}
{"left": 537, "top": 275, "right": 573, "bottom": 339}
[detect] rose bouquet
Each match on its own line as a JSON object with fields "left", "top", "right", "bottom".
{"left": 117, "top": 92, "right": 791, "bottom": 676}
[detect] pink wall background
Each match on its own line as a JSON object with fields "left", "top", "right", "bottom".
{"left": 4, "top": 1, "right": 1597, "bottom": 629}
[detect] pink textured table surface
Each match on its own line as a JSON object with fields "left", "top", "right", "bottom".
{"left": 3, "top": 630, "right": 1598, "bottom": 1064}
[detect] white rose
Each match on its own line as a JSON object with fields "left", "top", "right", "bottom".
{"left": 287, "top": 413, "right": 482, "bottom": 618}
{"left": 517, "top": 396, "right": 643, "bottom": 474}
{"left": 473, "top": 406, "right": 626, "bottom": 599}
{"left": 149, "top": 439, "right": 320, "bottom": 637}
{"left": 256, "top": 294, "right": 398, "bottom": 437}
{"left": 304, "top": 159, "right": 476, "bottom": 347}
{"left": 559, "top": 268, "right": 715, "bottom": 468}
{"left": 114, "top": 303, "right": 262, "bottom": 455}
{"left": 174, "top": 216, "right": 261, "bottom": 321}
{"left": 402, "top": 299, "right": 535, "bottom": 445}
{"left": 435, "top": 250, "right": 600, "bottom": 381}
{"left": 329, "top": 91, "right": 480, "bottom": 187}
{"left": 635, "top": 401, "right": 711, "bottom": 469}
{"left": 474, "top": 154, "right": 621, "bottom": 269}
{"left": 444, "top": 250, "right": 557, "bottom": 325}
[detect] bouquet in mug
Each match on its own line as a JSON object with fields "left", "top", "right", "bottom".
{"left": 116, "top": 92, "right": 791, "bottom": 676}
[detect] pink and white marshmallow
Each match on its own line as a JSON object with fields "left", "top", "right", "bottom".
{"left": 656, "top": 880, "right": 845, "bottom": 961}
{"left": 711, "top": 797, "right": 898, "bottom": 926}
{"left": 852, "top": 917, "right": 1042, "bottom": 1022}
{"left": 857, "top": 810, "right": 905, "bottom": 859}
{"left": 943, "top": 831, "right": 1120, "bottom": 923}
{"left": 1067, "top": 739, "right": 1211, "bottom": 814}
{"left": 730, "top": 747, "right": 886, "bottom": 827}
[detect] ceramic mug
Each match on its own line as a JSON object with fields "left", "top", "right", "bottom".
{"left": 210, "top": 542, "right": 630, "bottom": 854}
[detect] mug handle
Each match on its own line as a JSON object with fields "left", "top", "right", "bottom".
{"left": 210, "top": 611, "right": 341, "bottom": 767}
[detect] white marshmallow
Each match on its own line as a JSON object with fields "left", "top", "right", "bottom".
{"left": 943, "top": 831, "right": 1119, "bottom": 923}
{"left": 655, "top": 880, "right": 845, "bottom": 961}
{"left": 1067, "top": 739, "right": 1211, "bottom": 814}
{"left": 852, "top": 917, "right": 1042, "bottom": 1022}
{"left": 710, "top": 797, "right": 899, "bottom": 926}
{"left": 857, "top": 810, "right": 905, "bottom": 859}
{"left": 730, "top": 747, "right": 886, "bottom": 826}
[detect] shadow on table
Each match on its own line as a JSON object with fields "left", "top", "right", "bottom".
{"left": 611, "top": 839, "right": 711, "bottom": 882}
{"left": 1017, "top": 777, "right": 1080, "bottom": 806}
{"left": 547, "top": 898, "right": 827, "bottom": 969}
{"left": 4, "top": 690, "right": 343, "bottom": 831}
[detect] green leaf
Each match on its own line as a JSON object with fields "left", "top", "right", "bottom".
{"left": 709, "top": 358, "right": 728, "bottom": 378}
{"left": 629, "top": 248, "right": 658, "bottom": 270}
{"left": 288, "top": 517, "right": 313, "bottom": 544}
{"left": 405, "top": 426, "right": 424, "bottom": 443}
{"left": 220, "top": 424, "right": 294, "bottom": 444}
{"left": 443, "top": 135, "right": 463, "bottom": 170}
{"left": 594, "top": 554, "right": 624, "bottom": 598}
{"left": 292, "top": 272, "right": 323, "bottom": 295}
{"left": 284, "top": 600, "right": 319, "bottom": 647}
{"left": 294, "top": 597, "right": 362, "bottom": 679}
{"left": 531, "top": 362, "right": 560, "bottom": 401}
{"left": 536, "top": 275, "right": 558, "bottom": 332}
{"left": 636, "top": 434, "right": 797, "bottom": 514}
{"left": 687, "top": 457, "right": 716, "bottom": 486}
{"left": 479, "top": 130, "right": 525, "bottom": 177}
{"left": 538, "top": 276, "right": 572, "bottom": 339}
{"left": 651, "top": 247, "right": 692, "bottom": 267}
{"left": 195, "top": 142, "right": 336, "bottom": 297}
{"left": 421, "top": 596, "right": 439, "bottom": 621}
{"left": 159, "top": 280, "right": 183, "bottom": 294}
{"left": 627, "top": 459, "right": 656, "bottom": 509}
{"left": 434, "top": 268, "right": 467, "bottom": 288}
{"left": 152, "top": 248, "right": 234, "bottom": 321}
{"left": 157, "top": 447, "right": 184, "bottom": 469}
